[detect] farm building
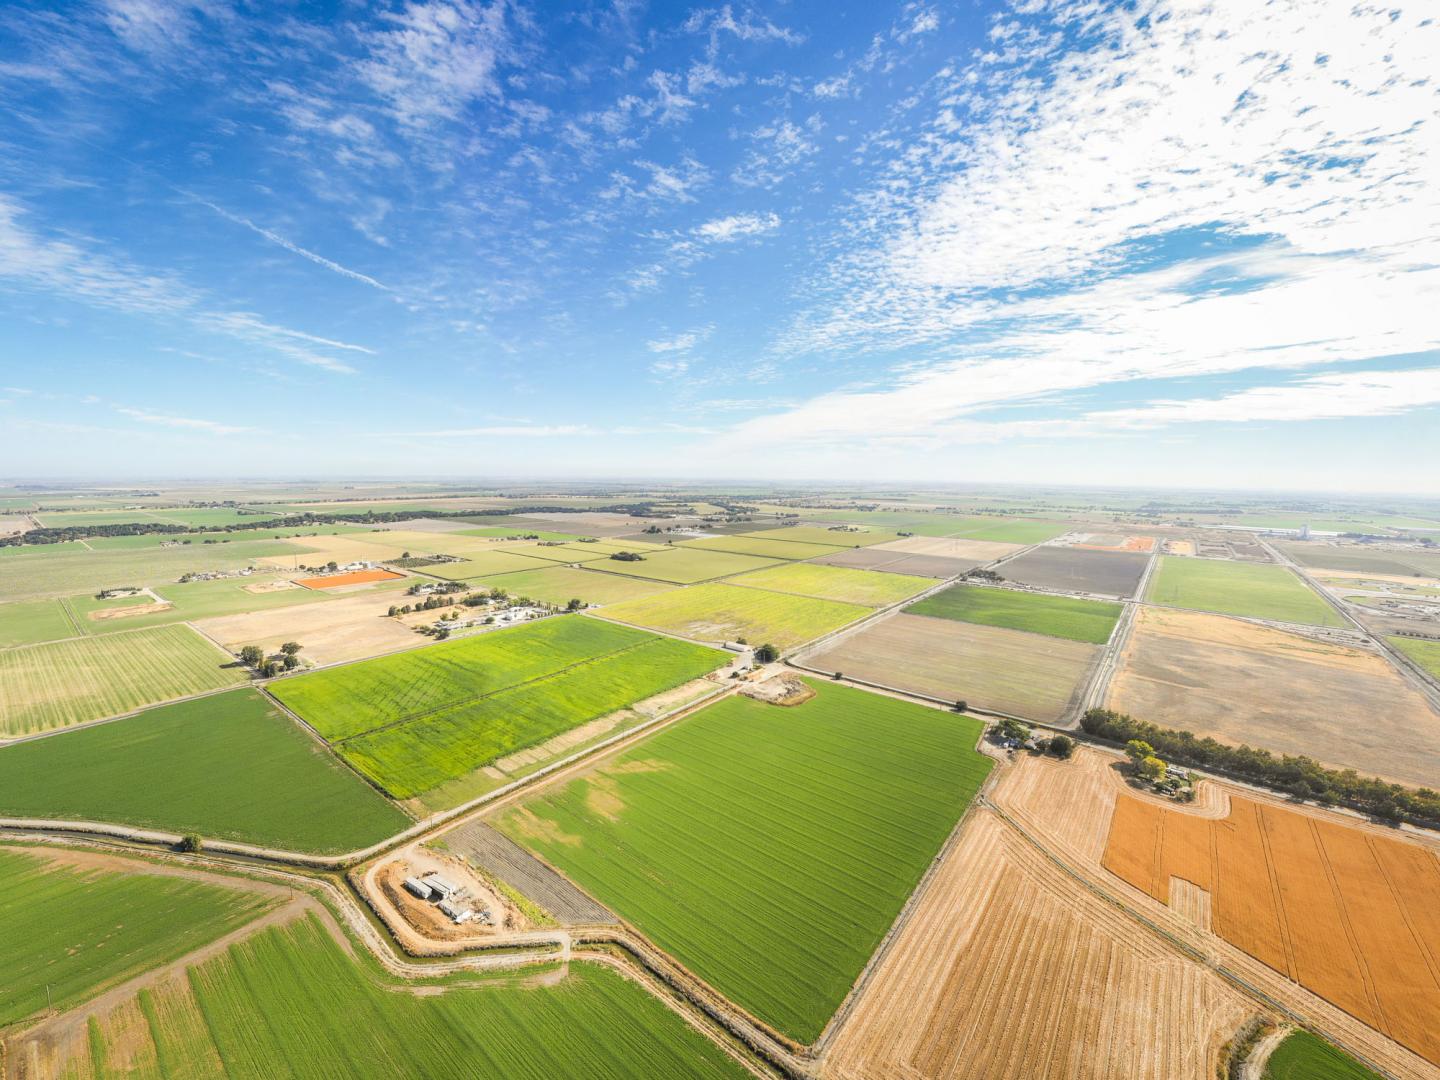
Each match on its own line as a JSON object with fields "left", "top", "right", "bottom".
{"left": 403, "top": 878, "right": 433, "bottom": 900}
{"left": 421, "top": 873, "right": 459, "bottom": 898}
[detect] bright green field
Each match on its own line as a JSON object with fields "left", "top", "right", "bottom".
{"left": 677, "top": 535, "right": 846, "bottom": 560}
{"left": 593, "top": 547, "right": 783, "bottom": 583}
{"left": 0, "top": 847, "right": 273, "bottom": 1027}
{"left": 908, "top": 583, "right": 1122, "bottom": 643}
{"left": 1145, "top": 557, "right": 1343, "bottom": 626}
{"left": 0, "top": 539, "right": 304, "bottom": 601}
{"left": 1262, "top": 1030, "right": 1382, "bottom": 1080}
{"left": 69, "top": 916, "right": 750, "bottom": 1079}
{"left": 599, "top": 582, "right": 870, "bottom": 650}
{"left": 60, "top": 575, "right": 348, "bottom": 635}
{"left": 481, "top": 565, "right": 678, "bottom": 606}
{"left": 498, "top": 680, "right": 992, "bottom": 1043}
{"left": 730, "top": 562, "right": 932, "bottom": 606}
{"left": 1390, "top": 636, "right": 1440, "bottom": 679}
{"left": 0, "top": 597, "right": 78, "bottom": 646}
{"left": 457, "top": 527, "right": 589, "bottom": 541}
{"left": 0, "top": 690, "right": 408, "bottom": 853}
{"left": 0, "top": 624, "right": 248, "bottom": 737}
{"left": 272, "top": 617, "right": 726, "bottom": 802}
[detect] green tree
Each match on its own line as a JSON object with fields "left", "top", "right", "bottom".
{"left": 279, "top": 641, "right": 301, "bottom": 656}
{"left": 326, "top": 560, "right": 338, "bottom": 571}
{"left": 1048, "top": 734, "right": 1075, "bottom": 760}
{"left": 1137, "top": 755, "right": 1167, "bottom": 782}
{"left": 238, "top": 644, "right": 265, "bottom": 668}
{"left": 282, "top": 653, "right": 300, "bottom": 671}
{"left": 567, "top": 597, "right": 584, "bottom": 610}
{"left": 1125, "top": 738, "right": 1155, "bottom": 764}
{"left": 953, "top": 699, "right": 968, "bottom": 714}
{"left": 754, "top": 643, "right": 780, "bottom": 663}
{"left": 177, "top": 834, "right": 203, "bottom": 853}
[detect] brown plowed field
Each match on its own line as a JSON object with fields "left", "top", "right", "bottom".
{"left": 872, "top": 536, "right": 1022, "bottom": 563}
{"left": 1103, "top": 795, "right": 1440, "bottom": 1068}
{"left": 1107, "top": 606, "right": 1440, "bottom": 788}
{"left": 295, "top": 568, "right": 404, "bottom": 589}
{"left": 998, "top": 546, "right": 1151, "bottom": 598}
{"left": 823, "top": 810, "right": 1251, "bottom": 1080}
{"left": 194, "top": 591, "right": 416, "bottom": 666}
{"left": 803, "top": 613, "right": 1100, "bottom": 722}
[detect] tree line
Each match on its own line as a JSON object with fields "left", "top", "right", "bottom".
{"left": 1080, "top": 708, "right": 1440, "bottom": 828}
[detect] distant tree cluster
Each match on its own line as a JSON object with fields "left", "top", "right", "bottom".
{"left": 609, "top": 551, "right": 645, "bottom": 562}
{"left": 1081, "top": 708, "right": 1440, "bottom": 828}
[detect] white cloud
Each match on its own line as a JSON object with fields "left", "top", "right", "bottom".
{"left": 647, "top": 331, "right": 701, "bottom": 353}
{"left": 187, "top": 195, "right": 390, "bottom": 291}
{"left": 357, "top": 0, "right": 514, "bottom": 126}
{"left": 733, "top": 116, "right": 821, "bottom": 187}
{"left": 390, "top": 424, "right": 597, "bottom": 437}
{"left": 694, "top": 211, "right": 780, "bottom": 242}
{"left": 114, "top": 406, "right": 254, "bottom": 435}
{"left": 748, "top": 0, "right": 1440, "bottom": 450}
{"left": 603, "top": 156, "right": 711, "bottom": 203}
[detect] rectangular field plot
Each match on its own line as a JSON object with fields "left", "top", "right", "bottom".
{"left": 406, "top": 548, "right": 556, "bottom": 580}
{"left": 480, "top": 565, "right": 678, "bottom": 607}
{"left": 1107, "top": 607, "right": 1440, "bottom": 787}
{"left": 872, "top": 535, "right": 1023, "bottom": 563}
{"left": 997, "top": 546, "right": 1150, "bottom": 598}
{"left": 1103, "top": 795, "right": 1440, "bottom": 1069}
{"left": 676, "top": 534, "right": 846, "bottom": 560}
{"left": 0, "top": 598, "right": 77, "bottom": 646}
{"left": 803, "top": 613, "right": 1100, "bottom": 722}
{"left": 0, "top": 690, "right": 409, "bottom": 853}
{"left": 589, "top": 547, "right": 783, "bottom": 583}
{"left": 46, "top": 918, "right": 751, "bottom": 1080}
{"left": 1146, "top": 556, "right": 1343, "bottom": 626}
{"left": 729, "top": 562, "right": 932, "bottom": 607}
{"left": 271, "top": 616, "right": 726, "bottom": 805}
{"left": 0, "top": 624, "right": 246, "bottom": 737}
{"left": 0, "top": 846, "right": 273, "bottom": 1027}
{"left": 948, "top": 518, "right": 1072, "bottom": 545}
{"left": 1278, "top": 541, "right": 1440, "bottom": 579}
{"left": 496, "top": 680, "right": 992, "bottom": 1043}
{"left": 195, "top": 590, "right": 417, "bottom": 667}
{"left": 908, "top": 583, "right": 1122, "bottom": 644}
{"left": 827, "top": 811, "right": 1249, "bottom": 1080}
{"left": 740, "top": 525, "right": 905, "bottom": 547}
{"left": 598, "top": 582, "right": 870, "bottom": 649}
{"left": 296, "top": 567, "right": 404, "bottom": 589}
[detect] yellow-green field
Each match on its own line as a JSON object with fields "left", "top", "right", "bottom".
{"left": 591, "top": 547, "right": 783, "bottom": 584}
{"left": 597, "top": 582, "right": 870, "bottom": 649}
{"left": 729, "top": 562, "right": 933, "bottom": 606}
{"left": 676, "top": 535, "right": 847, "bottom": 560}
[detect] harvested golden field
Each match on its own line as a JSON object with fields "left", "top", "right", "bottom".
{"left": 803, "top": 613, "right": 1099, "bottom": 722}
{"left": 194, "top": 591, "right": 416, "bottom": 666}
{"left": 823, "top": 810, "right": 1250, "bottom": 1080}
{"left": 870, "top": 536, "right": 1022, "bottom": 563}
{"left": 1107, "top": 606, "right": 1440, "bottom": 787}
{"left": 1103, "top": 795, "right": 1440, "bottom": 1068}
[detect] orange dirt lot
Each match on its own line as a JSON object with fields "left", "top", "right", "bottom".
{"left": 1077, "top": 535, "right": 1156, "bottom": 553}
{"left": 1103, "top": 795, "right": 1440, "bottom": 1068}
{"left": 295, "top": 568, "right": 404, "bottom": 589}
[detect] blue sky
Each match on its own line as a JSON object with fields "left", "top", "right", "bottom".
{"left": 0, "top": 0, "right": 1436, "bottom": 490}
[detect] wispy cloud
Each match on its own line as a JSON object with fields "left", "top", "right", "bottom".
{"left": 114, "top": 405, "right": 255, "bottom": 435}
{"left": 694, "top": 211, "right": 779, "bottom": 242}
{"left": 186, "top": 194, "right": 391, "bottom": 291}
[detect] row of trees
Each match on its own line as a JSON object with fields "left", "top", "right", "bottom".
{"left": 238, "top": 641, "right": 302, "bottom": 678}
{"left": 1081, "top": 708, "right": 1440, "bottom": 827}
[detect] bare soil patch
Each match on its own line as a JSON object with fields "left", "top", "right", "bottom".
{"left": 873, "top": 536, "right": 1022, "bottom": 562}
{"left": 242, "top": 579, "right": 302, "bottom": 594}
{"left": 803, "top": 612, "right": 1099, "bottom": 722}
{"left": 296, "top": 568, "right": 404, "bottom": 589}
{"left": 739, "top": 674, "right": 815, "bottom": 706}
{"left": 440, "top": 820, "right": 617, "bottom": 924}
{"left": 1103, "top": 794, "right": 1440, "bottom": 1068}
{"left": 997, "top": 546, "right": 1150, "bottom": 597}
{"left": 1108, "top": 606, "right": 1440, "bottom": 787}
{"left": 195, "top": 591, "right": 415, "bottom": 666}
{"left": 823, "top": 809, "right": 1250, "bottom": 1079}
{"left": 86, "top": 601, "right": 173, "bottom": 621}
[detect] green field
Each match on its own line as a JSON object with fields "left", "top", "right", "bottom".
{"left": 410, "top": 548, "right": 557, "bottom": 580}
{"left": 456, "top": 526, "right": 588, "bottom": 541}
{"left": 599, "top": 582, "right": 870, "bottom": 650}
{"left": 0, "top": 847, "right": 273, "bottom": 1027}
{"left": 593, "top": 547, "right": 783, "bottom": 583}
{"left": 1145, "top": 557, "right": 1344, "bottom": 626}
{"left": 35, "top": 507, "right": 275, "bottom": 529}
{"left": 0, "top": 624, "right": 248, "bottom": 737}
{"left": 59, "top": 574, "right": 353, "bottom": 635}
{"left": 480, "top": 565, "right": 678, "bottom": 606}
{"left": 82, "top": 524, "right": 369, "bottom": 550}
{"left": 730, "top": 562, "right": 933, "bottom": 606}
{"left": 742, "top": 525, "right": 904, "bottom": 547}
{"left": 677, "top": 534, "right": 846, "bottom": 560}
{"left": 949, "top": 518, "right": 1070, "bottom": 544}
{"left": 0, "top": 690, "right": 408, "bottom": 853}
{"left": 1278, "top": 542, "right": 1440, "bottom": 579}
{"left": 272, "top": 617, "right": 725, "bottom": 803}
{"left": 908, "top": 583, "right": 1123, "bottom": 643}
{"left": 498, "top": 680, "right": 992, "bottom": 1043}
{"left": 67, "top": 916, "right": 750, "bottom": 1079}
{"left": 0, "top": 597, "right": 78, "bottom": 646}
{"left": 1390, "top": 635, "right": 1440, "bottom": 679}
{"left": 0, "top": 539, "right": 303, "bottom": 601}
{"left": 1262, "top": 1030, "right": 1382, "bottom": 1080}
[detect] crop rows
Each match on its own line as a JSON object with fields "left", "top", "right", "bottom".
{"left": 64, "top": 916, "right": 751, "bottom": 1079}
{"left": 907, "top": 582, "right": 1123, "bottom": 643}
{"left": 498, "top": 679, "right": 991, "bottom": 1043}
{"left": 0, "top": 623, "right": 246, "bottom": 736}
